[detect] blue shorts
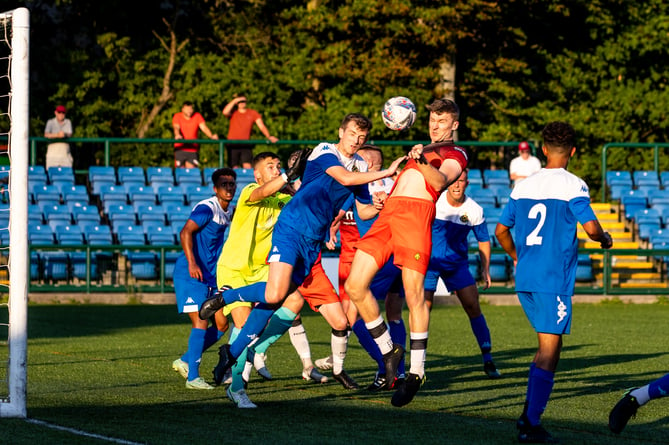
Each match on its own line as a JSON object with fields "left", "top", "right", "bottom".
{"left": 424, "top": 261, "right": 475, "bottom": 293}
{"left": 518, "top": 291, "right": 572, "bottom": 335}
{"left": 173, "top": 255, "right": 215, "bottom": 314}
{"left": 270, "top": 222, "right": 322, "bottom": 286}
{"left": 370, "top": 259, "right": 402, "bottom": 300}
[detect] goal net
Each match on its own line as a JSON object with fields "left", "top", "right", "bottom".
{"left": 0, "top": 7, "right": 29, "bottom": 418}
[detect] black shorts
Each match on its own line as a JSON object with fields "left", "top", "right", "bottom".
{"left": 226, "top": 144, "right": 253, "bottom": 168}
{"left": 175, "top": 149, "right": 199, "bottom": 168}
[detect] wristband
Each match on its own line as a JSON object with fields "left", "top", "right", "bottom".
{"left": 281, "top": 173, "right": 289, "bottom": 183}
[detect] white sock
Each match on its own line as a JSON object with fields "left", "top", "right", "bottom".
{"left": 630, "top": 385, "right": 651, "bottom": 406}
{"left": 366, "top": 315, "right": 393, "bottom": 355}
{"left": 288, "top": 323, "right": 314, "bottom": 369}
{"left": 331, "top": 330, "right": 348, "bottom": 375}
{"left": 409, "top": 331, "right": 428, "bottom": 379}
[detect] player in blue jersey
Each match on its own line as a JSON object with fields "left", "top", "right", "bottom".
{"left": 172, "top": 168, "right": 236, "bottom": 390}
{"left": 321, "top": 145, "right": 405, "bottom": 390}
{"left": 424, "top": 168, "right": 500, "bottom": 379}
{"left": 199, "top": 114, "right": 405, "bottom": 382}
{"left": 495, "top": 121, "right": 613, "bottom": 443}
{"left": 609, "top": 372, "right": 669, "bottom": 434}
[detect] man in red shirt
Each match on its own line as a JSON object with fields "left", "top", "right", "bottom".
{"left": 172, "top": 101, "right": 219, "bottom": 168}
{"left": 222, "top": 95, "right": 279, "bottom": 169}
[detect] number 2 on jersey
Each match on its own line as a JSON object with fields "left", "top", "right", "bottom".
{"left": 525, "top": 203, "right": 546, "bottom": 246}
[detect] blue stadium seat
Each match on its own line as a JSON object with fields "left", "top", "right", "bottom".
{"left": 156, "top": 185, "right": 185, "bottom": 205}
{"left": 88, "top": 166, "right": 116, "bottom": 185}
{"left": 606, "top": 170, "right": 633, "bottom": 188}
{"left": 33, "top": 184, "right": 61, "bottom": 204}
{"left": 635, "top": 208, "right": 662, "bottom": 241}
{"left": 42, "top": 204, "right": 72, "bottom": 226}
{"left": 183, "top": 185, "right": 211, "bottom": 205}
{"left": 28, "top": 204, "right": 44, "bottom": 225}
{"left": 633, "top": 170, "right": 660, "bottom": 189}
{"left": 127, "top": 185, "right": 157, "bottom": 206}
{"left": 621, "top": 189, "right": 648, "bottom": 220}
{"left": 135, "top": 204, "right": 167, "bottom": 226}
{"left": 28, "top": 165, "right": 48, "bottom": 184}
{"left": 98, "top": 184, "right": 128, "bottom": 204}
{"left": 144, "top": 223, "right": 175, "bottom": 245}
{"left": 484, "top": 169, "right": 511, "bottom": 188}
{"left": 647, "top": 189, "right": 669, "bottom": 206}
{"left": 484, "top": 206, "right": 504, "bottom": 220}
{"left": 30, "top": 252, "right": 40, "bottom": 280}
{"left": 660, "top": 171, "right": 669, "bottom": 189}
{"left": 41, "top": 251, "right": 70, "bottom": 282}
{"left": 175, "top": 168, "right": 203, "bottom": 186}
{"left": 107, "top": 204, "right": 137, "bottom": 230}
{"left": 146, "top": 167, "right": 174, "bottom": 187}
{"left": 468, "top": 253, "right": 480, "bottom": 281}
{"left": 84, "top": 224, "right": 113, "bottom": 245}
{"left": 125, "top": 251, "right": 157, "bottom": 279}
{"left": 610, "top": 185, "right": 632, "bottom": 201}
{"left": 468, "top": 188, "right": 497, "bottom": 208}
{"left": 467, "top": 169, "right": 483, "bottom": 187}
{"left": 117, "top": 166, "right": 146, "bottom": 186}
{"left": 164, "top": 251, "right": 181, "bottom": 280}
{"left": 47, "top": 166, "right": 75, "bottom": 187}
{"left": 60, "top": 184, "right": 89, "bottom": 204}
{"left": 575, "top": 254, "right": 594, "bottom": 282}
{"left": 70, "top": 203, "right": 101, "bottom": 225}
{"left": 489, "top": 254, "right": 509, "bottom": 281}
{"left": 71, "top": 250, "right": 100, "bottom": 281}
{"left": 55, "top": 225, "right": 84, "bottom": 245}
{"left": 29, "top": 224, "right": 54, "bottom": 245}
{"left": 203, "top": 167, "right": 218, "bottom": 185}
{"left": 115, "top": 224, "right": 146, "bottom": 245}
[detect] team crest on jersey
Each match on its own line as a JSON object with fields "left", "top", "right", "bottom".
{"left": 414, "top": 253, "right": 421, "bottom": 261}
{"left": 460, "top": 213, "right": 469, "bottom": 223}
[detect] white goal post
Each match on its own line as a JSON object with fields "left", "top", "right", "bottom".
{"left": 0, "top": 6, "right": 29, "bottom": 418}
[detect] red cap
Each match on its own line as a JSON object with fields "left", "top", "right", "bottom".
{"left": 518, "top": 141, "right": 530, "bottom": 151}
{"left": 55, "top": 105, "right": 66, "bottom": 113}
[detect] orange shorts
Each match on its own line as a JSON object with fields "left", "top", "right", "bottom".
{"left": 338, "top": 261, "right": 352, "bottom": 302}
{"left": 355, "top": 196, "right": 435, "bottom": 275}
{"left": 299, "top": 258, "right": 339, "bottom": 312}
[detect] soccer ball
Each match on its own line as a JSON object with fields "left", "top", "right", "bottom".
{"left": 382, "top": 96, "right": 417, "bottom": 131}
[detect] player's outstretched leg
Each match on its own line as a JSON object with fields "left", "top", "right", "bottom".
{"left": 608, "top": 388, "right": 640, "bottom": 434}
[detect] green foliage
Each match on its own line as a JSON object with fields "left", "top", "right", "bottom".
{"left": 25, "top": 0, "right": 669, "bottom": 191}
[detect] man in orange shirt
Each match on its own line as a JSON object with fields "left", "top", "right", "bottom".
{"left": 172, "top": 101, "right": 219, "bottom": 168}
{"left": 222, "top": 95, "right": 278, "bottom": 169}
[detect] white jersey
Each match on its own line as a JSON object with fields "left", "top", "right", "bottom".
{"left": 510, "top": 155, "right": 542, "bottom": 182}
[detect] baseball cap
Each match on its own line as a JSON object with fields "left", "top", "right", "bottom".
{"left": 55, "top": 105, "right": 66, "bottom": 113}
{"left": 518, "top": 141, "right": 530, "bottom": 151}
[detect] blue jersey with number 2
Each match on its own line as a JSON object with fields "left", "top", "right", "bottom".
{"left": 499, "top": 168, "right": 596, "bottom": 295}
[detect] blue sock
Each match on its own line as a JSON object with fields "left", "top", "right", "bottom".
{"left": 253, "top": 306, "right": 297, "bottom": 354}
{"left": 648, "top": 373, "right": 669, "bottom": 400}
{"left": 202, "top": 325, "right": 224, "bottom": 352}
{"left": 352, "top": 318, "right": 384, "bottom": 372}
{"left": 470, "top": 314, "right": 493, "bottom": 362}
{"left": 230, "top": 304, "right": 275, "bottom": 358}
{"left": 388, "top": 319, "right": 406, "bottom": 375}
{"left": 229, "top": 326, "right": 240, "bottom": 343}
{"left": 186, "top": 327, "right": 206, "bottom": 381}
{"left": 527, "top": 365, "right": 554, "bottom": 426}
{"left": 223, "top": 282, "right": 268, "bottom": 304}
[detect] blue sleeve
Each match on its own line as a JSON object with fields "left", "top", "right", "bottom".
{"left": 472, "top": 222, "right": 490, "bottom": 242}
{"left": 341, "top": 195, "right": 355, "bottom": 212}
{"left": 313, "top": 152, "right": 341, "bottom": 171}
{"left": 188, "top": 204, "right": 213, "bottom": 228}
{"left": 499, "top": 199, "right": 516, "bottom": 228}
{"left": 570, "top": 196, "right": 597, "bottom": 225}
{"left": 355, "top": 185, "right": 371, "bottom": 205}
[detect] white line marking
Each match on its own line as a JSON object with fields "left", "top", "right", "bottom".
{"left": 26, "top": 418, "right": 145, "bottom": 445}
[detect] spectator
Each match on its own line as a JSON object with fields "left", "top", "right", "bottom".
{"left": 44, "top": 105, "right": 73, "bottom": 169}
{"left": 222, "top": 95, "right": 278, "bottom": 169}
{"left": 172, "top": 101, "right": 219, "bottom": 169}
{"left": 509, "top": 141, "right": 541, "bottom": 185}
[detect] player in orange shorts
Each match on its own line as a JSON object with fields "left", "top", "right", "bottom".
{"left": 345, "top": 98, "right": 468, "bottom": 407}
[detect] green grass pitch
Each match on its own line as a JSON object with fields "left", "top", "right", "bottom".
{"left": 1, "top": 301, "right": 667, "bottom": 444}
